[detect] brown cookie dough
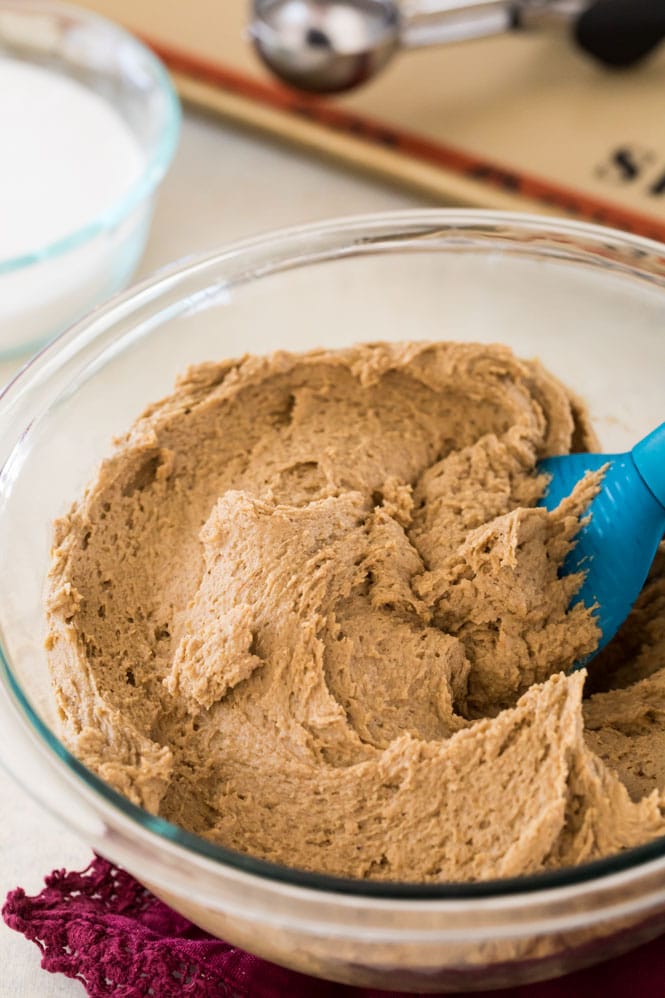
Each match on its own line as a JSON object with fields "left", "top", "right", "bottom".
{"left": 45, "top": 342, "right": 665, "bottom": 882}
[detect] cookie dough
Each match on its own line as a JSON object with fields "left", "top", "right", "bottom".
{"left": 46, "top": 342, "right": 665, "bottom": 882}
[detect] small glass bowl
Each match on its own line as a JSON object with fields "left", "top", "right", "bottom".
{"left": 2, "top": 210, "right": 665, "bottom": 993}
{"left": 0, "top": 0, "right": 180, "bottom": 358}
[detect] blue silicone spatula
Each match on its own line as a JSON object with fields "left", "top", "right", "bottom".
{"left": 539, "top": 422, "right": 665, "bottom": 663}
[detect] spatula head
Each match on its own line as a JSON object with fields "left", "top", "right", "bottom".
{"left": 539, "top": 451, "right": 665, "bottom": 663}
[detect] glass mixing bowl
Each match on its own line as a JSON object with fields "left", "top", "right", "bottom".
{"left": 1, "top": 210, "right": 665, "bottom": 993}
{"left": 0, "top": 0, "right": 180, "bottom": 358}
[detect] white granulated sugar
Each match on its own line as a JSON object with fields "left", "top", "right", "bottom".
{"left": 0, "top": 58, "right": 144, "bottom": 259}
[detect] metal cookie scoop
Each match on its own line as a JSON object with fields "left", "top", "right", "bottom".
{"left": 539, "top": 422, "right": 665, "bottom": 666}
{"left": 250, "top": 0, "right": 665, "bottom": 94}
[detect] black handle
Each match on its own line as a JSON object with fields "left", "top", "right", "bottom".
{"left": 575, "top": 0, "right": 665, "bottom": 67}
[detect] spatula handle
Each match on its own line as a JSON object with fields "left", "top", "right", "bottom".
{"left": 632, "top": 422, "right": 665, "bottom": 510}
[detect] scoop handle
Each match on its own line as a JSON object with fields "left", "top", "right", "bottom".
{"left": 574, "top": 0, "right": 665, "bottom": 67}
{"left": 632, "top": 422, "right": 665, "bottom": 510}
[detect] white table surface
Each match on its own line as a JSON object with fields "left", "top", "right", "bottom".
{"left": 0, "top": 108, "right": 421, "bottom": 997}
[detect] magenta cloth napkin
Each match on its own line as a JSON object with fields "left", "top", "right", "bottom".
{"left": 3, "top": 855, "right": 664, "bottom": 998}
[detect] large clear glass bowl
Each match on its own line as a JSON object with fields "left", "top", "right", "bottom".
{"left": 1, "top": 211, "right": 665, "bottom": 993}
{"left": 0, "top": 0, "right": 181, "bottom": 358}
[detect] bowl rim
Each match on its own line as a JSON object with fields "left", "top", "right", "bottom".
{"left": 3, "top": 207, "right": 665, "bottom": 903}
{"left": 0, "top": 0, "right": 181, "bottom": 276}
